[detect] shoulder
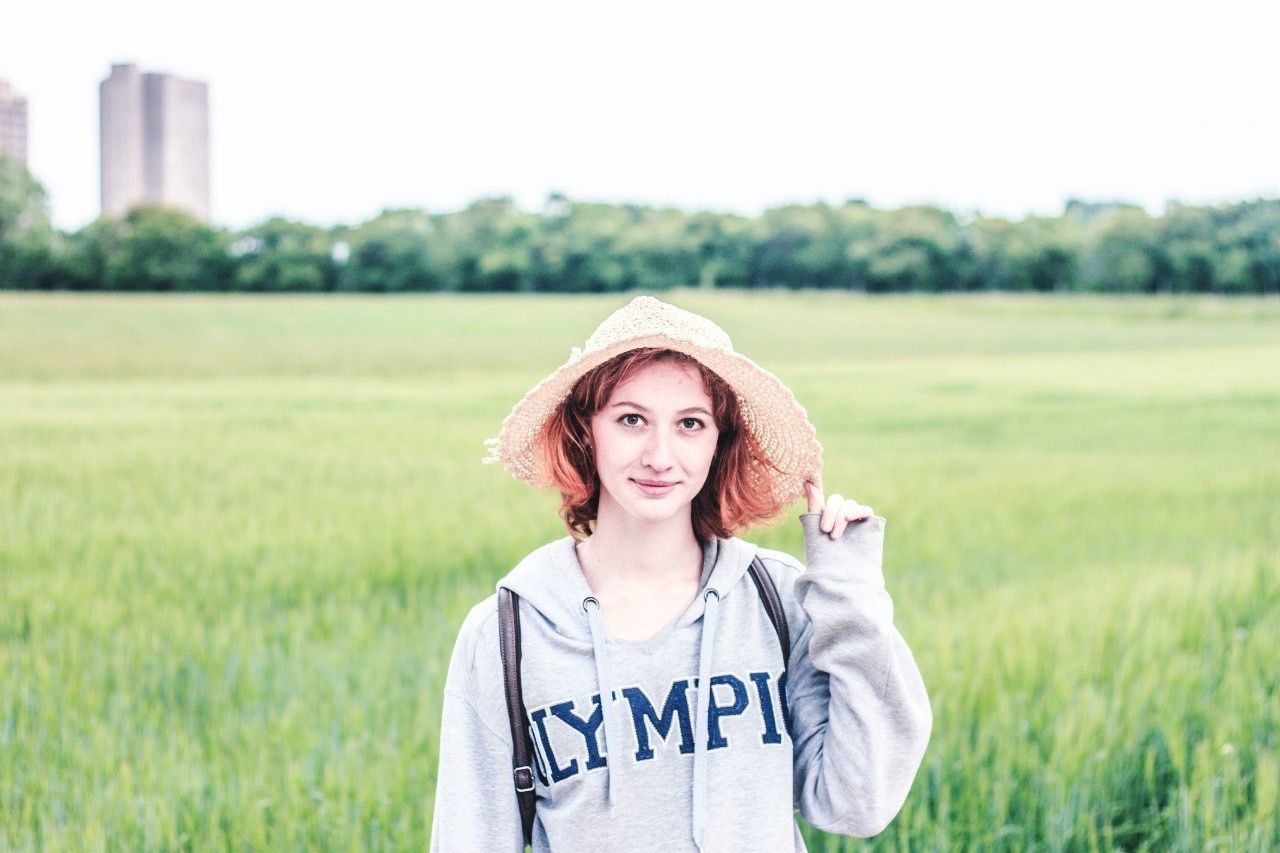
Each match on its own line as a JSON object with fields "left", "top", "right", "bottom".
{"left": 752, "top": 542, "right": 805, "bottom": 574}
{"left": 438, "top": 593, "right": 516, "bottom": 749}
{"left": 443, "top": 593, "right": 503, "bottom": 697}
{"left": 734, "top": 534, "right": 812, "bottom": 635}
{"left": 747, "top": 539, "right": 806, "bottom": 590}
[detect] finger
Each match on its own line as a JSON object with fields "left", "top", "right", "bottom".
{"left": 847, "top": 503, "right": 874, "bottom": 522}
{"left": 804, "top": 480, "right": 824, "bottom": 514}
{"left": 834, "top": 503, "right": 873, "bottom": 538}
{"left": 822, "top": 492, "right": 843, "bottom": 532}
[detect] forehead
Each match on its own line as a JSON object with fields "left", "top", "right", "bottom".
{"left": 606, "top": 360, "right": 711, "bottom": 406}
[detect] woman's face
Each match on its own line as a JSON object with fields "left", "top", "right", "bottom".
{"left": 588, "top": 360, "right": 721, "bottom": 525}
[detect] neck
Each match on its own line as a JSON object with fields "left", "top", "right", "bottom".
{"left": 576, "top": 491, "right": 704, "bottom": 588}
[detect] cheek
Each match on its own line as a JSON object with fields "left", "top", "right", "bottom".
{"left": 692, "top": 435, "right": 720, "bottom": 467}
{"left": 595, "top": 433, "right": 635, "bottom": 463}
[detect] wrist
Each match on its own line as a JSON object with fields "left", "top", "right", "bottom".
{"left": 798, "top": 511, "right": 886, "bottom": 582}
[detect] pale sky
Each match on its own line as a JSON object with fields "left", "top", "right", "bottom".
{"left": 6, "top": 0, "right": 1278, "bottom": 231}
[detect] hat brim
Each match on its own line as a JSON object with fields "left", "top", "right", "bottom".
{"left": 482, "top": 333, "right": 823, "bottom": 507}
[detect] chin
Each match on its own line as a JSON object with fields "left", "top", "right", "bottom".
{"left": 627, "top": 498, "right": 690, "bottom": 521}
{"left": 602, "top": 478, "right": 695, "bottom": 519}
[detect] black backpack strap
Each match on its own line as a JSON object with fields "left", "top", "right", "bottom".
{"left": 747, "top": 555, "right": 791, "bottom": 668}
{"left": 497, "top": 586, "right": 536, "bottom": 847}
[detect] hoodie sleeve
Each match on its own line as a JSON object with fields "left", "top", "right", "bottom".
{"left": 786, "top": 511, "right": 933, "bottom": 838}
{"left": 429, "top": 600, "right": 526, "bottom": 852}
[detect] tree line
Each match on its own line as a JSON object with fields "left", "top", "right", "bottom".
{"left": 2, "top": 154, "right": 1277, "bottom": 294}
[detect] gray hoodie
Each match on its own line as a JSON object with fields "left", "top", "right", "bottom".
{"left": 429, "top": 512, "right": 932, "bottom": 851}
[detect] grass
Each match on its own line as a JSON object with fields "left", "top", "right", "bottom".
{"left": 1, "top": 290, "right": 1278, "bottom": 850}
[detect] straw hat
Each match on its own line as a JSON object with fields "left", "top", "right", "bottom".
{"left": 481, "top": 295, "right": 823, "bottom": 506}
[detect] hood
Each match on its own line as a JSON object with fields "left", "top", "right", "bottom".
{"left": 495, "top": 532, "right": 761, "bottom": 850}
{"left": 496, "top": 533, "right": 759, "bottom": 640}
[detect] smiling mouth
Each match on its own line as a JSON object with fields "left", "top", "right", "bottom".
{"left": 633, "top": 479, "right": 677, "bottom": 487}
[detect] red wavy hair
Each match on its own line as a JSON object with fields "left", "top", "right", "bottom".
{"left": 532, "top": 347, "right": 791, "bottom": 543}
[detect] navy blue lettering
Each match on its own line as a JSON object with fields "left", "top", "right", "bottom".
{"left": 527, "top": 720, "right": 550, "bottom": 786}
{"left": 749, "top": 671, "right": 782, "bottom": 745}
{"left": 531, "top": 707, "right": 578, "bottom": 782}
{"left": 707, "top": 674, "right": 749, "bottom": 749}
{"left": 778, "top": 670, "right": 791, "bottom": 739}
{"left": 550, "top": 695, "right": 607, "bottom": 769}
{"left": 624, "top": 678, "right": 695, "bottom": 760}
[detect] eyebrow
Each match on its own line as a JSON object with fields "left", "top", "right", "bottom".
{"left": 610, "top": 401, "right": 713, "bottom": 417}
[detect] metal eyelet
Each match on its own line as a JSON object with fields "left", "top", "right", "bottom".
{"left": 582, "top": 596, "right": 599, "bottom": 613}
{"left": 703, "top": 588, "right": 719, "bottom": 602}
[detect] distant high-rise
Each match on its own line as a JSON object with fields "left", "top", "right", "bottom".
{"left": 0, "top": 79, "right": 28, "bottom": 165}
{"left": 100, "top": 63, "right": 209, "bottom": 221}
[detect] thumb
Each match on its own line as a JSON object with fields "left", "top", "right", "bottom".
{"left": 804, "top": 480, "right": 824, "bottom": 514}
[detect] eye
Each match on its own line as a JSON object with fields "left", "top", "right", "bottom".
{"left": 619, "top": 413, "right": 644, "bottom": 428}
{"left": 682, "top": 418, "right": 706, "bottom": 430}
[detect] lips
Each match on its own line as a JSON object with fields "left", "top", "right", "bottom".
{"left": 633, "top": 478, "right": 678, "bottom": 496}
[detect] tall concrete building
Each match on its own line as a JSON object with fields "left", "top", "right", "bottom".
{"left": 0, "top": 79, "right": 28, "bottom": 165}
{"left": 100, "top": 63, "right": 210, "bottom": 221}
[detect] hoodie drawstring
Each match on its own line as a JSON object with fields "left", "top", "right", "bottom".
{"left": 582, "top": 588, "right": 720, "bottom": 850}
{"left": 691, "top": 587, "right": 719, "bottom": 850}
{"left": 582, "top": 596, "right": 623, "bottom": 808}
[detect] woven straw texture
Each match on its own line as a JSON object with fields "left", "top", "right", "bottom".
{"left": 481, "top": 295, "right": 823, "bottom": 506}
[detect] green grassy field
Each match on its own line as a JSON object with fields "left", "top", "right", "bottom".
{"left": 2, "top": 291, "right": 1278, "bottom": 851}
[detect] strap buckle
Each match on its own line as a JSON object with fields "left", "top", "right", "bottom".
{"left": 514, "top": 765, "right": 535, "bottom": 793}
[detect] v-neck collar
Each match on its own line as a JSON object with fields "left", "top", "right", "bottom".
{"left": 556, "top": 535, "right": 721, "bottom": 654}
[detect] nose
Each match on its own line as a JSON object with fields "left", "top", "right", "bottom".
{"left": 641, "top": 426, "right": 674, "bottom": 472}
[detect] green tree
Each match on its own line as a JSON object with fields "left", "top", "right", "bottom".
{"left": 859, "top": 205, "right": 964, "bottom": 293}
{"left": 1211, "top": 199, "right": 1280, "bottom": 294}
{"left": 338, "top": 208, "right": 440, "bottom": 292}
{"left": 533, "top": 201, "right": 634, "bottom": 293}
{"left": 81, "top": 206, "right": 235, "bottom": 291}
{"left": 968, "top": 215, "right": 1080, "bottom": 292}
{"left": 16, "top": 185, "right": 1279, "bottom": 295}
{"left": 752, "top": 203, "right": 859, "bottom": 290}
{"left": 0, "top": 153, "right": 56, "bottom": 288}
{"left": 1159, "top": 204, "right": 1217, "bottom": 294}
{"left": 232, "top": 217, "right": 337, "bottom": 292}
{"left": 1078, "top": 207, "right": 1161, "bottom": 293}
{"left": 444, "top": 197, "right": 539, "bottom": 293}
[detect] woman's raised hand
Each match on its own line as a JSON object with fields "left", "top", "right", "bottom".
{"left": 804, "top": 477, "right": 874, "bottom": 540}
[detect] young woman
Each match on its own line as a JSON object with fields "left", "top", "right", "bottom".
{"left": 430, "top": 295, "right": 931, "bottom": 852}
